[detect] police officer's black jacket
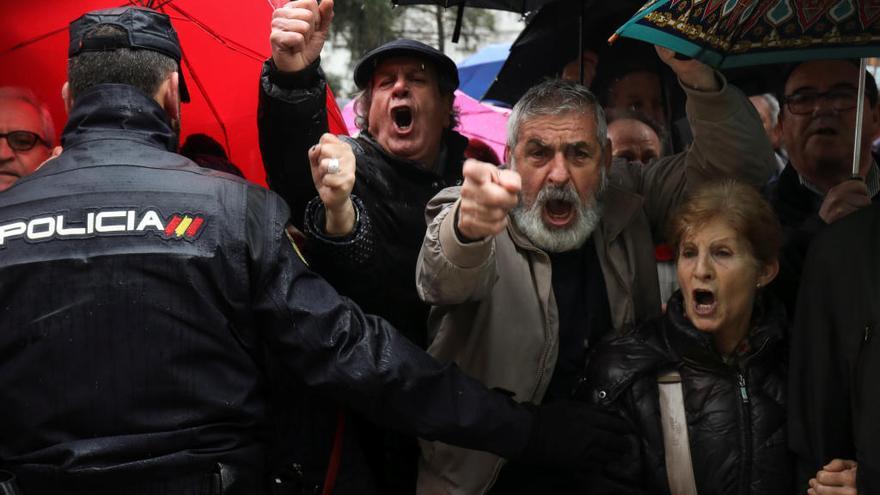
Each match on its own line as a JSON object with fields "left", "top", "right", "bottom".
{"left": 0, "top": 84, "right": 531, "bottom": 494}
{"left": 575, "top": 292, "right": 792, "bottom": 495}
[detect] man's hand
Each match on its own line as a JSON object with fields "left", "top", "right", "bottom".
{"left": 518, "top": 401, "right": 632, "bottom": 470}
{"left": 457, "top": 159, "right": 521, "bottom": 241}
{"left": 270, "top": 0, "right": 334, "bottom": 73}
{"left": 309, "top": 134, "right": 356, "bottom": 235}
{"left": 808, "top": 458, "right": 858, "bottom": 495}
{"left": 819, "top": 179, "right": 871, "bottom": 224}
{"left": 655, "top": 45, "right": 719, "bottom": 92}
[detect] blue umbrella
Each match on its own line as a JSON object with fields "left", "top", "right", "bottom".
{"left": 457, "top": 42, "right": 511, "bottom": 100}
{"left": 614, "top": 0, "right": 880, "bottom": 175}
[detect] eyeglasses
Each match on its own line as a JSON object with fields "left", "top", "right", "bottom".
{"left": 0, "top": 131, "right": 49, "bottom": 152}
{"left": 783, "top": 89, "right": 860, "bottom": 115}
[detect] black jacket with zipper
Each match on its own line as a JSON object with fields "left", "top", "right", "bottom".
{"left": 576, "top": 291, "right": 791, "bottom": 495}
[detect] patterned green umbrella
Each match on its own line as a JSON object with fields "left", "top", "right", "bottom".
{"left": 614, "top": 0, "right": 880, "bottom": 175}
{"left": 613, "top": 0, "right": 880, "bottom": 68}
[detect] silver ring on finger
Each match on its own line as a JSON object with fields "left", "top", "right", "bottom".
{"left": 326, "top": 157, "right": 340, "bottom": 174}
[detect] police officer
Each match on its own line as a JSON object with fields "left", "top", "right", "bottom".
{"left": 0, "top": 7, "right": 627, "bottom": 494}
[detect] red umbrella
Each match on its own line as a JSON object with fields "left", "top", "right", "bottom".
{"left": 0, "top": 0, "right": 347, "bottom": 185}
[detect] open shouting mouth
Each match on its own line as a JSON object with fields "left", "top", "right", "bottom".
{"left": 391, "top": 105, "right": 413, "bottom": 133}
{"left": 543, "top": 198, "right": 575, "bottom": 228}
{"left": 692, "top": 288, "right": 717, "bottom": 316}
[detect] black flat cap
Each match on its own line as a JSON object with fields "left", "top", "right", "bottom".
{"left": 69, "top": 6, "right": 190, "bottom": 102}
{"left": 353, "top": 38, "right": 459, "bottom": 90}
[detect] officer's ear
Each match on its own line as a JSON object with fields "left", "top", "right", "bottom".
{"left": 62, "top": 82, "right": 72, "bottom": 114}
{"left": 159, "top": 72, "right": 181, "bottom": 121}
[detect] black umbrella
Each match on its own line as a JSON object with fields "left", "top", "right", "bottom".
{"left": 483, "top": 0, "right": 645, "bottom": 104}
{"left": 483, "top": 0, "right": 787, "bottom": 104}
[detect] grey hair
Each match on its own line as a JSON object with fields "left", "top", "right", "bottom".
{"left": 507, "top": 78, "right": 607, "bottom": 152}
{"left": 0, "top": 86, "right": 56, "bottom": 147}
{"left": 755, "top": 93, "right": 780, "bottom": 124}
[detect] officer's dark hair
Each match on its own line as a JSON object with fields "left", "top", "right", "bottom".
{"left": 777, "top": 59, "right": 878, "bottom": 111}
{"left": 353, "top": 61, "right": 459, "bottom": 132}
{"left": 67, "top": 24, "right": 177, "bottom": 100}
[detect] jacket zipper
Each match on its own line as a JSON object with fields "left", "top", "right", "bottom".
{"left": 737, "top": 372, "right": 752, "bottom": 495}
{"left": 854, "top": 324, "right": 872, "bottom": 415}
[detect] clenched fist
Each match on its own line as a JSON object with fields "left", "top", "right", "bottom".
{"left": 457, "top": 159, "right": 521, "bottom": 241}
{"left": 270, "top": 0, "right": 334, "bottom": 73}
{"left": 309, "top": 134, "right": 356, "bottom": 235}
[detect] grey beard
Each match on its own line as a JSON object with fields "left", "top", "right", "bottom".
{"left": 511, "top": 181, "right": 603, "bottom": 253}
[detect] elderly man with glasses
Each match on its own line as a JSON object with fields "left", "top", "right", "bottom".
{"left": 777, "top": 61, "right": 880, "bottom": 495}
{"left": 0, "top": 87, "right": 56, "bottom": 192}
{"left": 764, "top": 61, "right": 880, "bottom": 316}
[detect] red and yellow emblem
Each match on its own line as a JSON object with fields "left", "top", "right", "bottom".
{"left": 163, "top": 215, "right": 206, "bottom": 239}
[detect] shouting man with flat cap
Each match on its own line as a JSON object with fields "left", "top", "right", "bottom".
{"left": 260, "top": 1, "right": 462, "bottom": 350}
{"left": 0, "top": 6, "right": 633, "bottom": 495}
{"left": 259, "top": 1, "right": 490, "bottom": 492}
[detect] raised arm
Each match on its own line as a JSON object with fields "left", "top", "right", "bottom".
{"left": 629, "top": 46, "right": 776, "bottom": 239}
{"left": 259, "top": 0, "right": 335, "bottom": 228}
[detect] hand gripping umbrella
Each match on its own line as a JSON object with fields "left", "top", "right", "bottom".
{"left": 613, "top": 0, "right": 880, "bottom": 176}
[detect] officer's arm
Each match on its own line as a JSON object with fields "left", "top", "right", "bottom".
{"left": 246, "top": 189, "right": 533, "bottom": 458}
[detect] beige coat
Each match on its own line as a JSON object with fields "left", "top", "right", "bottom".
{"left": 414, "top": 77, "right": 776, "bottom": 495}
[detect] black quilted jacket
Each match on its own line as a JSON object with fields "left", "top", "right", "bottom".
{"left": 576, "top": 291, "right": 792, "bottom": 495}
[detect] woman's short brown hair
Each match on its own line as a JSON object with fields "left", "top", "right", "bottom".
{"left": 668, "top": 181, "right": 782, "bottom": 266}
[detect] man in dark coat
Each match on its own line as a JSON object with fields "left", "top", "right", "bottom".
{"left": 788, "top": 201, "right": 880, "bottom": 493}
{"left": 766, "top": 60, "right": 880, "bottom": 315}
{"left": 258, "top": 1, "right": 470, "bottom": 491}
{"left": 259, "top": 1, "right": 462, "bottom": 350}
{"left": 0, "top": 7, "right": 625, "bottom": 494}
